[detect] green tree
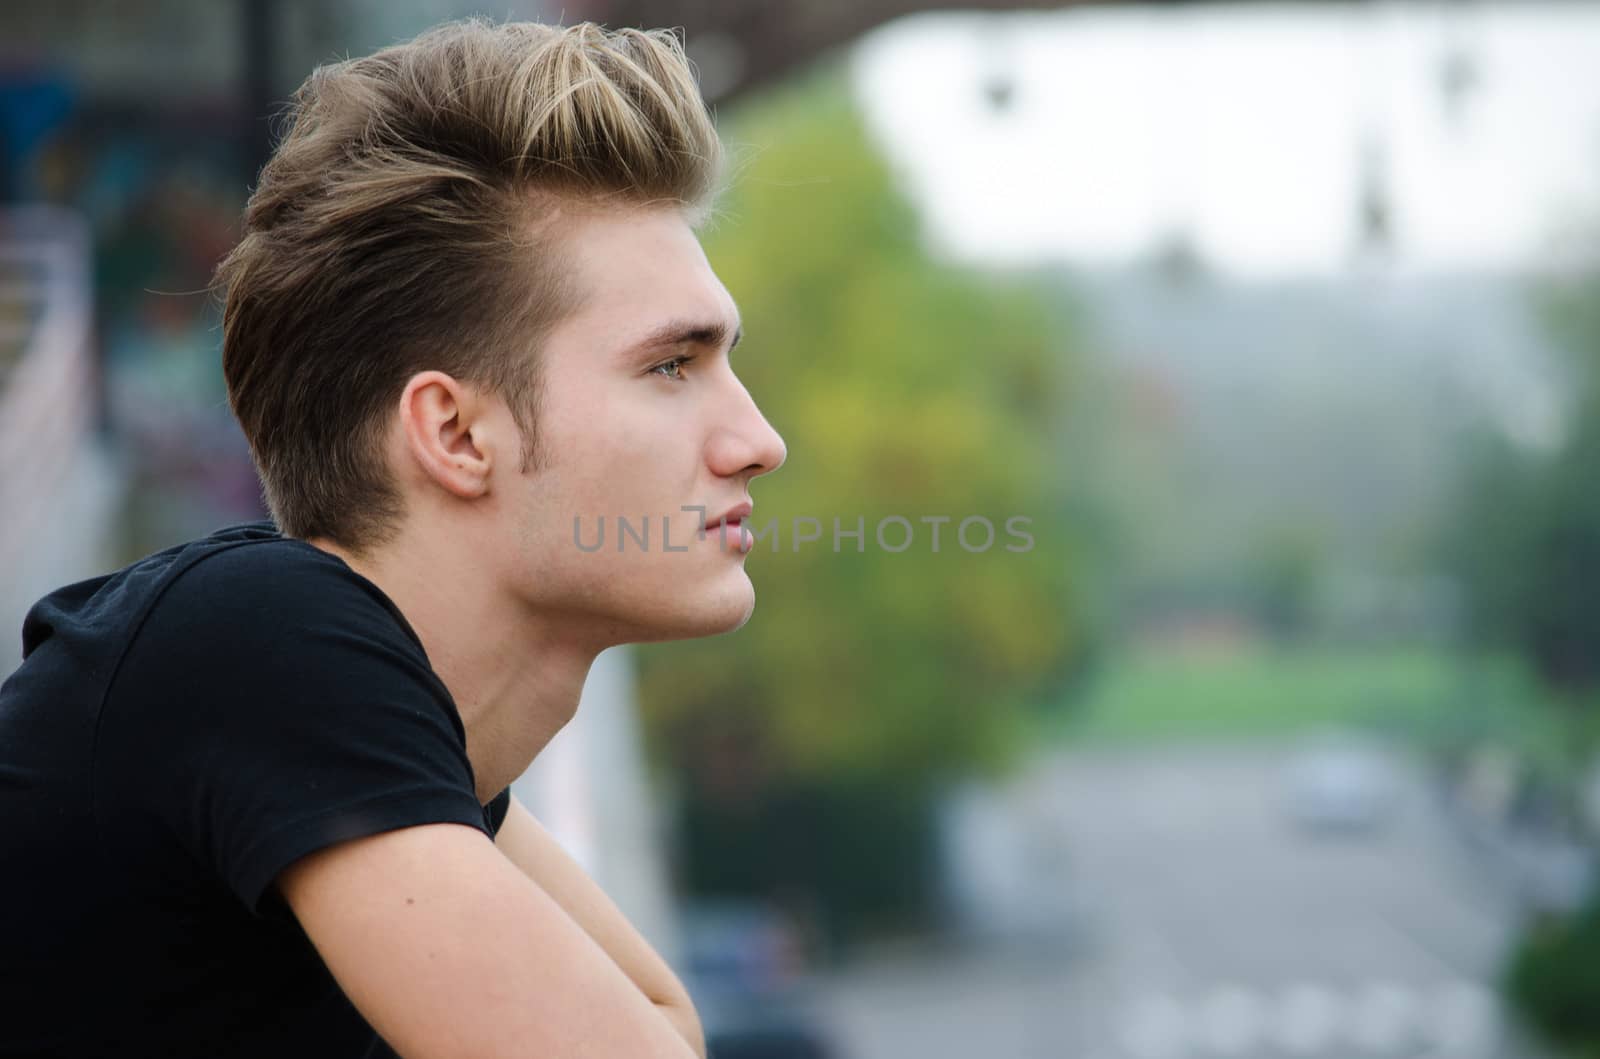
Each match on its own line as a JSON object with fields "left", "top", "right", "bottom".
{"left": 1445, "top": 231, "right": 1600, "bottom": 1052}
{"left": 1447, "top": 254, "right": 1600, "bottom": 695}
{"left": 634, "top": 70, "right": 1082, "bottom": 938}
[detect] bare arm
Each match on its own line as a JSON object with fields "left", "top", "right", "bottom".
{"left": 277, "top": 822, "right": 699, "bottom": 1059}
{"left": 493, "top": 795, "right": 705, "bottom": 1058}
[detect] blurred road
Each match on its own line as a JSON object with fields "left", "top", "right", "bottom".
{"left": 804, "top": 743, "right": 1548, "bottom": 1059}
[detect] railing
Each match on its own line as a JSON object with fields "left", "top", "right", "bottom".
{"left": 0, "top": 205, "right": 115, "bottom": 676}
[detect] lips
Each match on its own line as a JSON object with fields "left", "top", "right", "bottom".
{"left": 702, "top": 504, "right": 754, "bottom": 553}
{"left": 705, "top": 502, "right": 753, "bottom": 533}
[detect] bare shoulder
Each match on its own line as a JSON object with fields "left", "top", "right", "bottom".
{"left": 277, "top": 822, "right": 696, "bottom": 1059}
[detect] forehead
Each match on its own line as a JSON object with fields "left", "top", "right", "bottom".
{"left": 553, "top": 206, "right": 737, "bottom": 344}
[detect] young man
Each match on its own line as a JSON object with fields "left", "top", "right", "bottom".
{"left": 0, "top": 20, "right": 784, "bottom": 1059}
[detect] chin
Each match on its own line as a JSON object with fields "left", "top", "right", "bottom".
{"left": 658, "top": 578, "right": 756, "bottom": 641}
{"left": 595, "top": 564, "right": 759, "bottom": 644}
{"left": 695, "top": 587, "right": 756, "bottom": 636}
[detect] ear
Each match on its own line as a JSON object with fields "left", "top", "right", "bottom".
{"left": 397, "top": 371, "right": 494, "bottom": 500}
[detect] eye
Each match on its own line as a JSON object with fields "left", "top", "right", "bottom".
{"left": 649, "top": 355, "right": 694, "bottom": 381}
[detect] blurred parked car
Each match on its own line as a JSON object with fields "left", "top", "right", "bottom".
{"left": 1279, "top": 732, "right": 1399, "bottom": 834}
{"left": 680, "top": 901, "right": 837, "bottom": 1059}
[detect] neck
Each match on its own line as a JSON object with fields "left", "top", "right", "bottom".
{"left": 308, "top": 525, "right": 604, "bottom": 804}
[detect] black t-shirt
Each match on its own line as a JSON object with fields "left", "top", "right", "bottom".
{"left": 0, "top": 522, "right": 511, "bottom": 1058}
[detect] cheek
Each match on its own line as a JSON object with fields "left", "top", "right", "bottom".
{"left": 540, "top": 406, "right": 679, "bottom": 511}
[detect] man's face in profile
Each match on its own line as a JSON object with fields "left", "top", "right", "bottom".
{"left": 501, "top": 206, "right": 787, "bottom": 644}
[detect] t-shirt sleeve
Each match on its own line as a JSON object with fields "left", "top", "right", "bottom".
{"left": 485, "top": 786, "right": 512, "bottom": 835}
{"left": 96, "top": 542, "right": 496, "bottom": 917}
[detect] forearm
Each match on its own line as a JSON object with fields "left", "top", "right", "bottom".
{"left": 495, "top": 798, "right": 704, "bottom": 1053}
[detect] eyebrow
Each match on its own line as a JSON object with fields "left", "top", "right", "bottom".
{"left": 626, "top": 317, "right": 743, "bottom": 359}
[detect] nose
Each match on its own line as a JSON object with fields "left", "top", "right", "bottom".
{"left": 706, "top": 376, "right": 787, "bottom": 480}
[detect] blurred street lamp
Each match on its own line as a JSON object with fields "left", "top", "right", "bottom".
{"left": 1355, "top": 130, "right": 1393, "bottom": 259}
{"left": 981, "top": 73, "right": 1015, "bottom": 113}
{"left": 977, "top": 20, "right": 1016, "bottom": 114}
{"left": 1436, "top": 0, "right": 1484, "bottom": 133}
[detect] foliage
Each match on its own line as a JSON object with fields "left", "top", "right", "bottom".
{"left": 1505, "top": 897, "right": 1600, "bottom": 1056}
{"left": 1444, "top": 256, "right": 1600, "bottom": 694}
{"left": 677, "top": 774, "right": 939, "bottom": 949}
{"left": 1448, "top": 425, "right": 1600, "bottom": 693}
{"left": 1449, "top": 230, "right": 1600, "bottom": 1052}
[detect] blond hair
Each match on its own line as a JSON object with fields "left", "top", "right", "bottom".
{"left": 214, "top": 19, "right": 723, "bottom": 550}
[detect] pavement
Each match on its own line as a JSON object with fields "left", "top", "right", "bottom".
{"left": 800, "top": 742, "right": 1553, "bottom": 1059}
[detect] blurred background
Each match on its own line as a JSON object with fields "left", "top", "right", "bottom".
{"left": 6, "top": 1, "right": 1600, "bottom": 1056}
